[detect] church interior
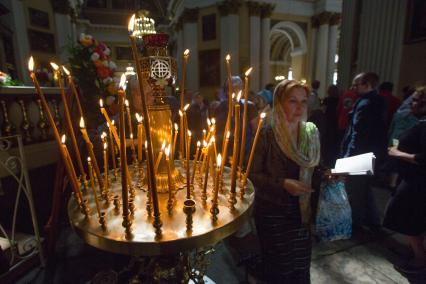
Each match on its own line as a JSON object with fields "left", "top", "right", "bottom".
{"left": 0, "top": 0, "right": 425, "bottom": 283}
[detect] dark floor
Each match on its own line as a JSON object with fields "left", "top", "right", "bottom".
{"left": 11, "top": 187, "right": 426, "bottom": 283}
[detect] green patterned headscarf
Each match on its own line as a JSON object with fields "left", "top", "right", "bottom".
{"left": 272, "top": 80, "right": 321, "bottom": 224}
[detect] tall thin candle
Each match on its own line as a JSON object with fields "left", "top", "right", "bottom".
{"left": 238, "top": 68, "right": 253, "bottom": 176}
{"left": 230, "top": 92, "right": 241, "bottom": 199}
{"left": 118, "top": 74, "right": 129, "bottom": 221}
{"left": 191, "top": 141, "right": 201, "bottom": 185}
{"left": 180, "top": 49, "right": 190, "bottom": 108}
{"left": 242, "top": 112, "right": 266, "bottom": 188}
{"left": 62, "top": 66, "right": 84, "bottom": 118}
{"left": 28, "top": 57, "right": 83, "bottom": 205}
{"left": 186, "top": 130, "right": 192, "bottom": 199}
{"left": 51, "top": 63, "right": 87, "bottom": 189}
{"left": 125, "top": 99, "right": 136, "bottom": 162}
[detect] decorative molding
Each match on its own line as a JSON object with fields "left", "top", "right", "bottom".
{"left": 180, "top": 7, "right": 199, "bottom": 24}
{"left": 217, "top": 0, "right": 243, "bottom": 16}
{"left": 247, "top": 1, "right": 262, "bottom": 17}
{"left": 317, "top": 11, "right": 332, "bottom": 26}
{"left": 260, "top": 3, "right": 275, "bottom": 18}
{"left": 329, "top": 12, "right": 341, "bottom": 26}
{"left": 311, "top": 15, "right": 320, "bottom": 29}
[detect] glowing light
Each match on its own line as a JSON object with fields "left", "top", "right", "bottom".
{"left": 99, "top": 99, "right": 104, "bottom": 108}
{"left": 61, "top": 135, "right": 66, "bottom": 144}
{"left": 119, "top": 74, "right": 127, "bottom": 90}
{"left": 62, "top": 66, "right": 70, "bottom": 75}
{"left": 50, "top": 62, "right": 59, "bottom": 71}
{"left": 260, "top": 112, "right": 266, "bottom": 119}
{"left": 128, "top": 14, "right": 135, "bottom": 33}
{"left": 245, "top": 67, "right": 253, "bottom": 77}
{"left": 28, "top": 56, "right": 34, "bottom": 72}
{"left": 226, "top": 54, "right": 231, "bottom": 62}
{"left": 217, "top": 154, "right": 222, "bottom": 168}
{"left": 79, "top": 117, "right": 85, "bottom": 128}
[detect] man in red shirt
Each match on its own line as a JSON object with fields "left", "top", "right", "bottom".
{"left": 379, "top": 81, "right": 401, "bottom": 125}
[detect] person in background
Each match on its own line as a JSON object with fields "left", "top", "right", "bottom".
{"left": 341, "top": 72, "right": 387, "bottom": 229}
{"left": 322, "top": 85, "right": 340, "bottom": 167}
{"left": 250, "top": 80, "right": 320, "bottom": 283}
{"left": 307, "top": 80, "right": 321, "bottom": 117}
{"left": 383, "top": 86, "right": 426, "bottom": 274}
{"left": 337, "top": 89, "right": 358, "bottom": 143}
{"left": 388, "top": 93, "right": 419, "bottom": 146}
{"left": 379, "top": 81, "right": 401, "bottom": 125}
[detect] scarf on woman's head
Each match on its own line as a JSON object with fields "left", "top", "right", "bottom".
{"left": 272, "top": 80, "right": 321, "bottom": 224}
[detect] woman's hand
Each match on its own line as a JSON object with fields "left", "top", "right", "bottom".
{"left": 283, "top": 179, "right": 313, "bottom": 196}
{"left": 388, "top": 146, "right": 401, "bottom": 157}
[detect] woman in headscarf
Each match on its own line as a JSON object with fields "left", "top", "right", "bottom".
{"left": 250, "top": 80, "right": 321, "bottom": 283}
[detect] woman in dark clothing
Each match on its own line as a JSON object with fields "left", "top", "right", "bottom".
{"left": 250, "top": 80, "right": 320, "bottom": 283}
{"left": 384, "top": 86, "right": 426, "bottom": 273}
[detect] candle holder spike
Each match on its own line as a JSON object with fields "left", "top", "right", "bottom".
{"left": 113, "top": 195, "right": 121, "bottom": 213}
{"left": 99, "top": 212, "right": 107, "bottom": 229}
{"left": 183, "top": 199, "right": 196, "bottom": 232}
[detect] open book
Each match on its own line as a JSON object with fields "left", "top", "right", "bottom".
{"left": 331, "top": 152, "right": 376, "bottom": 176}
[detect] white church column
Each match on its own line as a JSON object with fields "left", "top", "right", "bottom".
{"left": 247, "top": 1, "right": 262, "bottom": 92}
{"left": 260, "top": 4, "right": 274, "bottom": 88}
{"left": 326, "top": 13, "right": 340, "bottom": 86}
{"left": 54, "top": 13, "right": 76, "bottom": 63}
{"left": 314, "top": 12, "right": 331, "bottom": 97}
{"left": 218, "top": 1, "right": 241, "bottom": 86}
{"left": 181, "top": 8, "right": 199, "bottom": 93}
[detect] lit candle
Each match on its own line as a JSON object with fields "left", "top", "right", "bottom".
{"left": 180, "top": 49, "right": 190, "bottom": 108}
{"left": 238, "top": 68, "right": 253, "bottom": 176}
{"left": 212, "top": 154, "right": 222, "bottom": 205}
{"left": 100, "top": 99, "right": 120, "bottom": 146}
{"left": 103, "top": 142, "right": 109, "bottom": 188}
{"left": 230, "top": 92, "right": 241, "bottom": 198}
{"left": 164, "top": 145, "right": 174, "bottom": 208}
{"left": 211, "top": 136, "right": 218, "bottom": 159}
{"left": 186, "top": 130, "right": 192, "bottom": 199}
{"left": 154, "top": 140, "right": 166, "bottom": 175}
{"left": 199, "top": 140, "right": 208, "bottom": 175}
{"left": 179, "top": 110, "right": 185, "bottom": 164}
{"left": 136, "top": 113, "right": 143, "bottom": 161}
{"left": 28, "top": 57, "right": 84, "bottom": 205}
{"left": 62, "top": 66, "right": 84, "bottom": 119}
{"left": 242, "top": 112, "right": 266, "bottom": 188}
{"left": 129, "top": 15, "right": 161, "bottom": 231}
{"left": 223, "top": 54, "right": 233, "bottom": 151}
{"left": 51, "top": 62, "right": 88, "bottom": 189}
{"left": 87, "top": 157, "right": 102, "bottom": 218}
{"left": 183, "top": 104, "right": 190, "bottom": 153}
{"left": 172, "top": 123, "right": 178, "bottom": 160}
{"left": 125, "top": 99, "right": 136, "bottom": 162}
{"left": 191, "top": 141, "right": 201, "bottom": 185}
{"left": 117, "top": 74, "right": 129, "bottom": 220}
{"left": 202, "top": 141, "right": 211, "bottom": 198}
{"left": 79, "top": 117, "right": 105, "bottom": 193}
{"left": 107, "top": 122, "right": 118, "bottom": 179}
{"left": 220, "top": 131, "right": 231, "bottom": 177}
{"left": 202, "top": 129, "right": 207, "bottom": 141}
{"left": 61, "top": 135, "right": 82, "bottom": 203}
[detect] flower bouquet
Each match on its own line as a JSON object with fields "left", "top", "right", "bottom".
{"left": 67, "top": 33, "right": 118, "bottom": 128}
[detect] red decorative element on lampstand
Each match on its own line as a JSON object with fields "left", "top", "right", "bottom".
{"left": 143, "top": 34, "right": 169, "bottom": 48}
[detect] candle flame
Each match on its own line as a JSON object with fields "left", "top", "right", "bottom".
{"left": 184, "top": 49, "right": 190, "bottom": 56}
{"left": 112, "top": 120, "right": 115, "bottom": 125}
{"left": 183, "top": 104, "right": 190, "bottom": 111}
{"left": 174, "top": 123, "right": 178, "bottom": 131}
{"left": 226, "top": 54, "right": 231, "bottom": 61}
{"left": 102, "top": 131, "right": 107, "bottom": 137}
{"left": 260, "top": 112, "right": 266, "bottom": 119}
{"left": 207, "top": 118, "right": 211, "bottom": 126}
{"left": 217, "top": 154, "right": 222, "bottom": 168}
{"left": 203, "top": 129, "right": 206, "bottom": 134}
{"left": 245, "top": 67, "right": 253, "bottom": 77}
{"left": 211, "top": 118, "right": 216, "bottom": 125}
{"left": 144, "top": 141, "right": 148, "bottom": 148}
{"left": 101, "top": 132, "right": 105, "bottom": 139}
{"left": 79, "top": 117, "right": 85, "bottom": 128}
{"left": 203, "top": 140, "right": 207, "bottom": 147}
{"left": 125, "top": 99, "right": 129, "bottom": 107}
{"left": 161, "top": 140, "right": 166, "bottom": 150}
{"left": 104, "top": 142, "right": 107, "bottom": 150}
{"left": 179, "top": 110, "right": 183, "bottom": 117}
{"left": 226, "top": 131, "right": 230, "bottom": 139}
{"left": 231, "top": 93, "right": 235, "bottom": 99}
{"left": 28, "top": 56, "right": 34, "bottom": 72}
{"left": 188, "top": 130, "right": 192, "bottom": 137}
{"left": 50, "top": 62, "right": 59, "bottom": 71}
{"left": 197, "top": 141, "right": 201, "bottom": 147}
{"left": 62, "top": 66, "right": 70, "bottom": 75}
{"left": 61, "top": 134, "right": 66, "bottom": 144}
{"left": 165, "top": 144, "right": 170, "bottom": 157}
{"left": 87, "top": 157, "right": 91, "bottom": 162}
{"left": 119, "top": 73, "right": 127, "bottom": 90}
{"left": 236, "top": 91, "right": 242, "bottom": 101}
{"left": 128, "top": 14, "right": 135, "bottom": 33}
{"left": 135, "top": 113, "right": 143, "bottom": 123}
{"left": 99, "top": 99, "right": 104, "bottom": 108}
{"left": 130, "top": 133, "right": 133, "bottom": 139}
{"left": 210, "top": 136, "right": 215, "bottom": 143}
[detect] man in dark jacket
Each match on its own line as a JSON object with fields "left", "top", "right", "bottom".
{"left": 341, "top": 72, "right": 387, "bottom": 229}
